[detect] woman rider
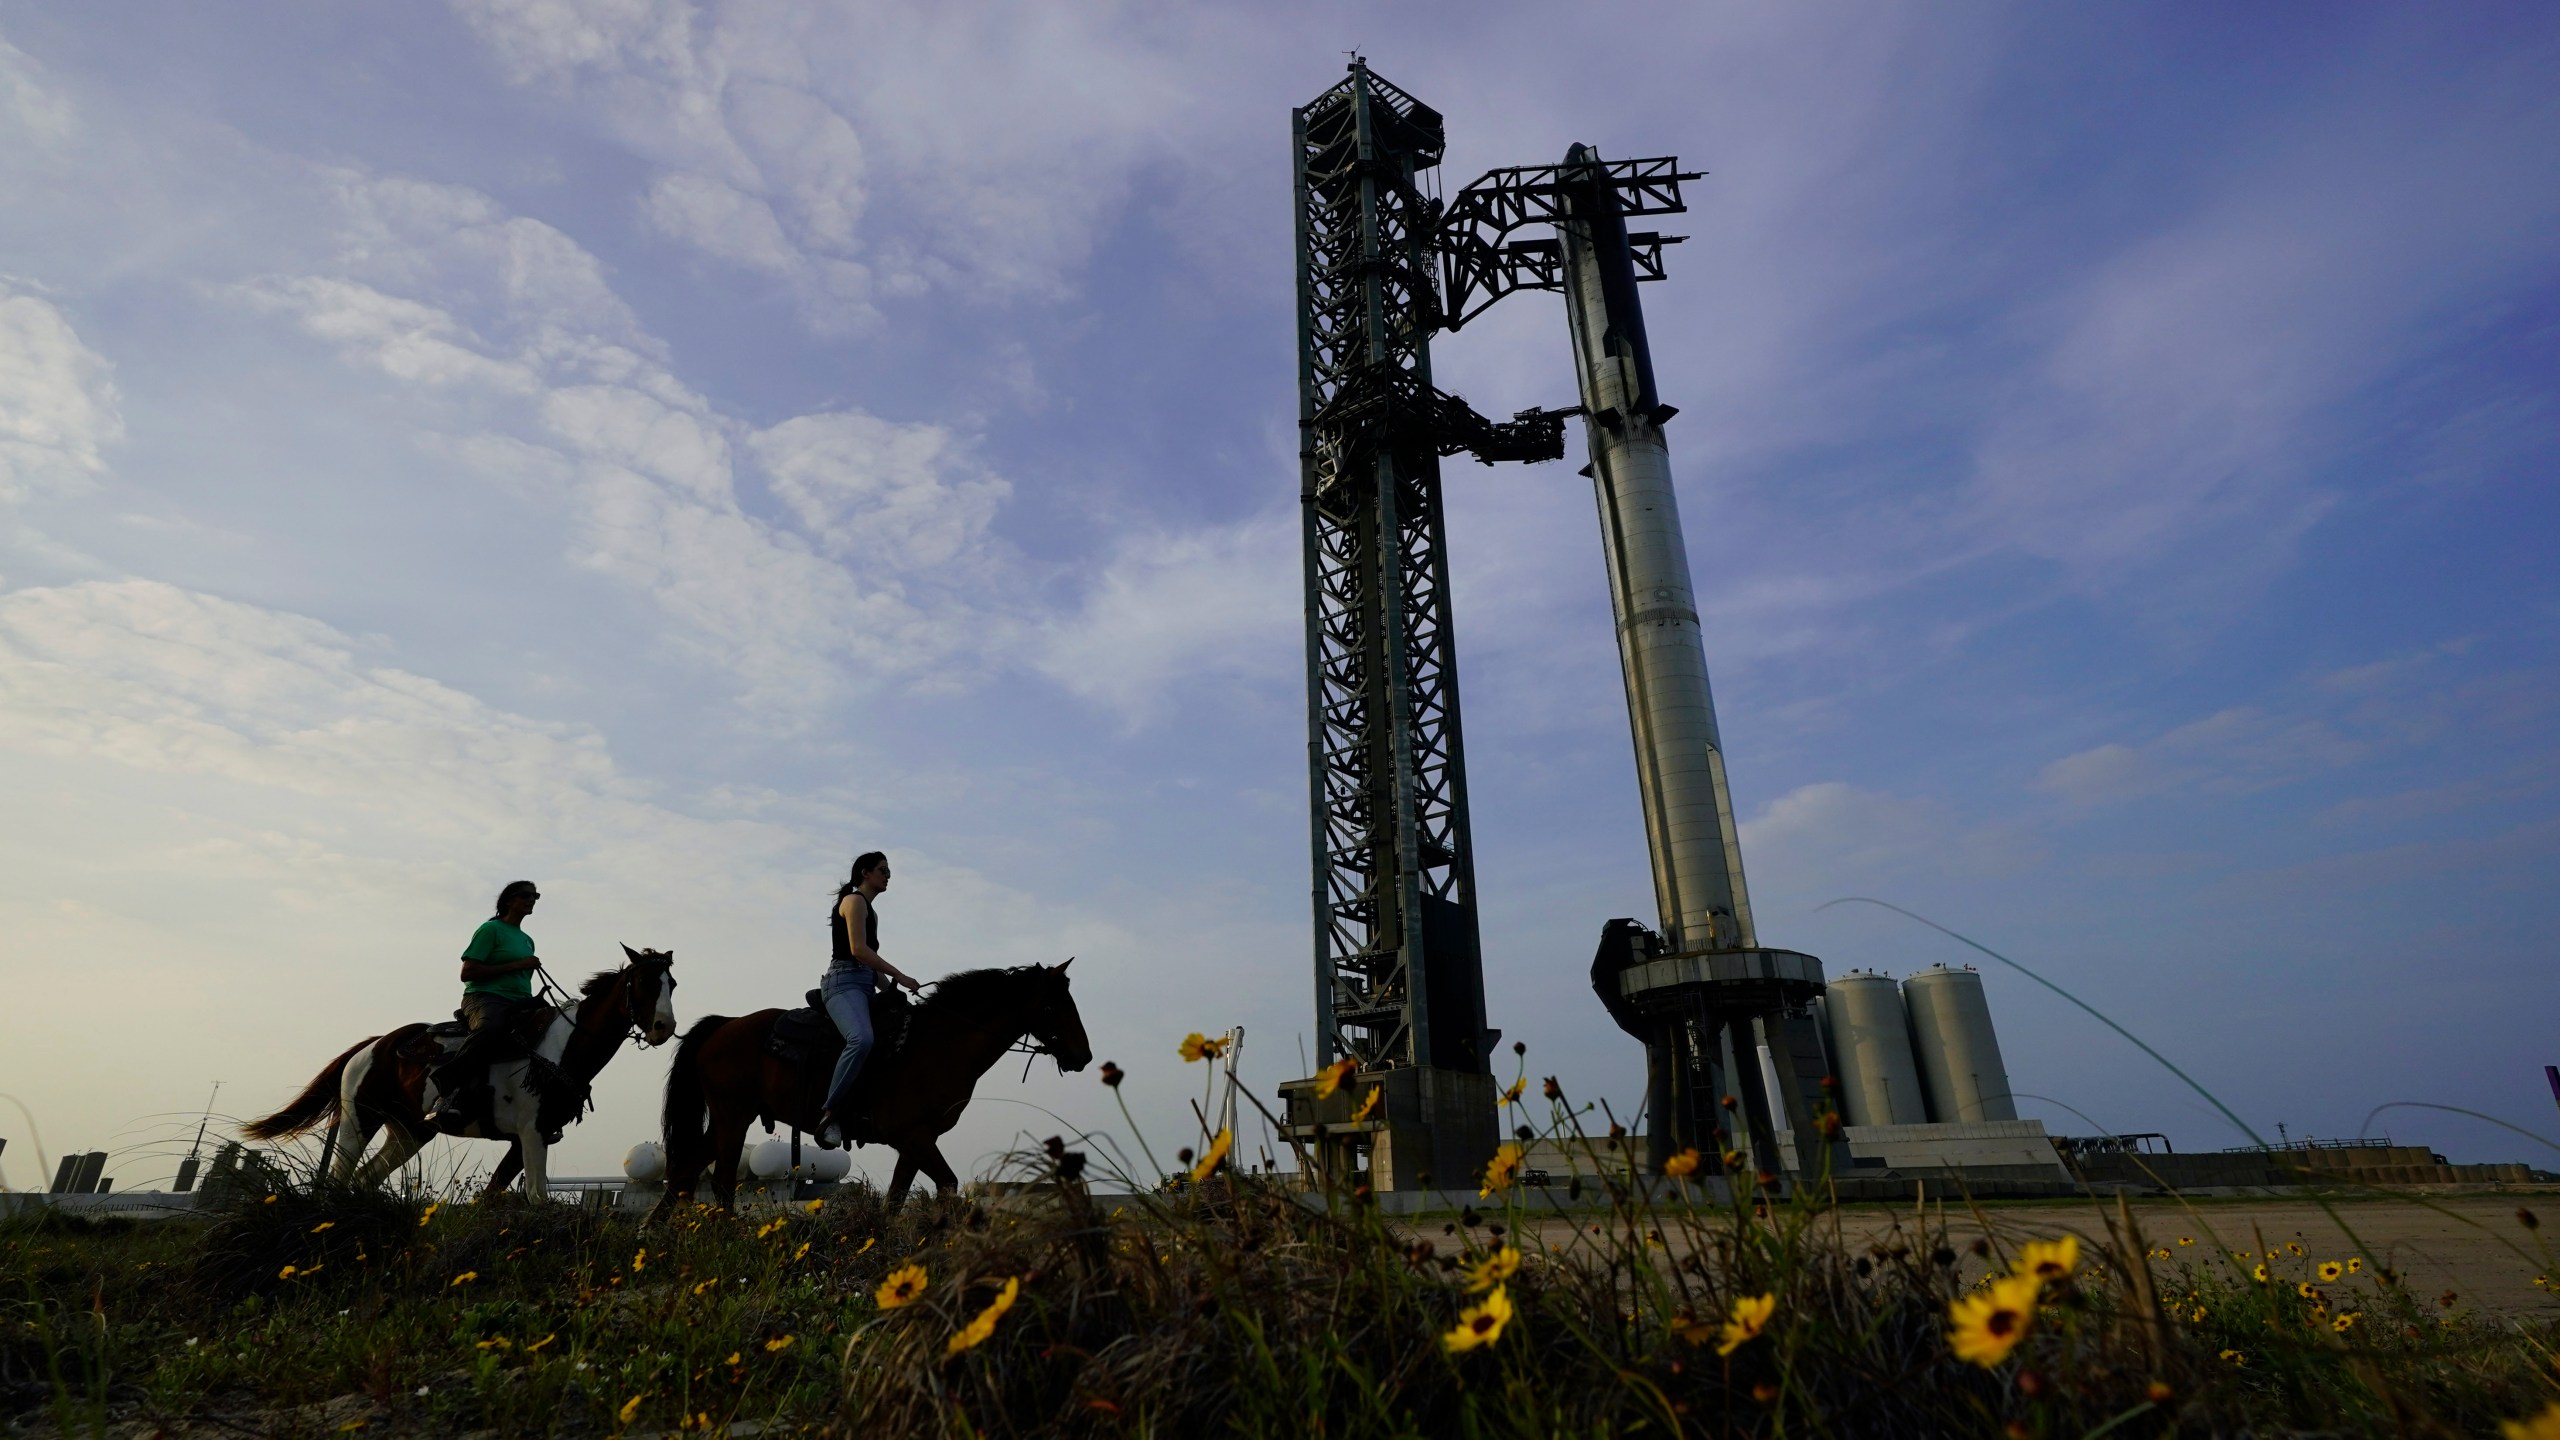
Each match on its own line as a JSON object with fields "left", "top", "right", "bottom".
{"left": 821, "top": 852, "right": 924, "bottom": 1148}
{"left": 431, "top": 880, "right": 547, "bottom": 1113}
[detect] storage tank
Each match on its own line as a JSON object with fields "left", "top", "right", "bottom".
{"left": 1902, "top": 965, "right": 2017, "bottom": 1122}
{"left": 1824, "top": 971, "right": 1929, "bottom": 1127}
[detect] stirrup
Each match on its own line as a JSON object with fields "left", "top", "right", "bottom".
{"left": 817, "top": 1119, "right": 846, "bottom": 1150}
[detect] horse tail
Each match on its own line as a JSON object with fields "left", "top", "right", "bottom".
{"left": 660, "top": 1016, "right": 729, "bottom": 1174}
{"left": 242, "top": 1037, "right": 375, "bottom": 1140}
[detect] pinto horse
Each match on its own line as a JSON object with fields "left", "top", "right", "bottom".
{"left": 649, "top": 961, "right": 1089, "bottom": 1221}
{"left": 245, "top": 946, "right": 677, "bottom": 1201}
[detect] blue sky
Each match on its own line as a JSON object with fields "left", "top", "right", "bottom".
{"left": 1, "top": 2, "right": 2555, "bottom": 1191}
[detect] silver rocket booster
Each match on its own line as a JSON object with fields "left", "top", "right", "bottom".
{"left": 1558, "top": 143, "right": 1756, "bottom": 956}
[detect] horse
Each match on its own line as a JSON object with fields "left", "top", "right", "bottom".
{"left": 244, "top": 946, "right": 678, "bottom": 1201}
{"left": 648, "top": 961, "right": 1090, "bottom": 1221}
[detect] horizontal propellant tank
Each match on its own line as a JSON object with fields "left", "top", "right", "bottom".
{"left": 1825, "top": 971, "right": 1928, "bottom": 1127}
{"left": 1903, "top": 965, "right": 2017, "bottom": 1122}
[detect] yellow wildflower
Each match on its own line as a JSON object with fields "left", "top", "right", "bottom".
{"left": 1191, "top": 1128, "right": 1234, "bottom": 1183}
{"left": 1178, "top": 1032, "right": 1227, "bottom": 1063}
{"left": 1500, "top": 1076, "right": 1526, "bottom": 1105}
{"left": 1663, "top": 1147, "right": 1702, "bottom": 1178}
{"left": 2333, "top": 1312, "right": 2358, "bottom": 1333}
{"left": 792, "top": 1242, "right": 811, "bottom": 1262}
{"left": 694, "top": 1278, "right": 719, "bottom": 1296}
{"left": 310, "top": 1221, "right": 335, "bottom": 1234}
{"left": 1947, "top": 1274, "right": 2038, "bottom": 1367}
{"left": 2252, "top": 1263, "right": 2270, "bottom": 1283}
{"left": 1351, "top": 1086, "right": 1381, "bottom": 1122}
{"left": 2220, "top": 1349, "right": 2247, "bottom": 1366}
{"left": 765, "top": 1335, "right": 796, "bottom": 1352}
{"left": 2296, "top": 1281, "right": 2318, "bottom": 1300}
{"left": 2178, "top": 1236, "right": 2194, "bottom": 1246}
{"left": 1311, "top": 1057, "right": 1356, "bottom": 1098}
{"left": 618, "top": 1394, "right": 644, "bottom": 1424}
{"left": 877, "top": 1264, "right": 928, "bottom": 1309}
{"left": 1717, "top": 1292, "right": 1777, "bottom": 1357}
{"left": 2501, "top": 1401, "right": 2560, "bottom": 1440}
{"left": 1479, "top": 1142, "right": 1524, "bottom": 1197}
{"left": 2347, "top": 1257, "right": 2363, "bottom": 1274}
{"left": 756, "top": 1219, "right": 784, "bottom": 1239}
{"left": 858, "top": 1236, "right": 876, "bottom": 1254}
{"left": 525, "top": 1334, "right": 554, "bottom": 1353}
{"left": 450, "top": 1271, "right": 478, "bottom": 1287}
{"left": 1463, "top": 1246, "right": 1521, "bottom": 1293}
{"left": 944, "top": 1276, "right": 1020, "bottom": 1356}
{"left": 804, "top": 1198, "right": 824, "bottom": 1214}
{"left": 2318, "top": 1261, "right": 2343, "bottom": 1282}
{"left": 2014, "top": 1234, "right": 2079, "bottom": 1287}
{"left": 475, "top": 1337, "right": 511, "bottom": 1351}
{"left": 1443, "top": 1285, "right": 1514, "bottom": 1353}
{"left": 632, "top": 1248, "right": 647, "bottom": 1272}
{"left": 418, "top": 1203, "right": 439, "bottom": 1227}
{"left": 278, "top": 1265, "right": 299, "bottom": 1280}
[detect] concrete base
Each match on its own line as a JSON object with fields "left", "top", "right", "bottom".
{"left": 1280, "top": 1064, "right": 1499, "bottom": 1193}
{"left": 1772, "top": 1119, "right": 2072, "bottom": 1181}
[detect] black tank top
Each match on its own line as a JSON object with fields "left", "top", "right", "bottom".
{"left": 829, "top": 893, "right": 879, "bottom": 973}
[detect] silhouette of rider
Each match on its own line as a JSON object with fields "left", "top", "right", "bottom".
{"left": 820, "top": 852, "right": 923, "bottom": 1148}
{"left": 432, "top": 880, "right": 548, "bottom": 1118}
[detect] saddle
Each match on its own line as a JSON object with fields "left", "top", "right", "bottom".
{"left": 767, "top": 986, "right": 914, "bottom": 1129}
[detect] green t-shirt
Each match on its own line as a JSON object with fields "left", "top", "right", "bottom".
{"left": 461, "top": 918, "right": 537, "bottom": 1000}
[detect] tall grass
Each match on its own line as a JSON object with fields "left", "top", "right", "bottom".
{"left": 7, "top": 1051, "right": 2560, "bottom": 1437}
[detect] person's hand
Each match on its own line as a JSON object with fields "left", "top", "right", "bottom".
{"left": 894, "top": 973, "right": 923, "bottom": 994}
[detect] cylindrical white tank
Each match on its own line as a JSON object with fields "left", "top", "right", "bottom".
{"left": 803, "top": 1148, "right": 853, "bottom": 1182}
{"left": 745, "top": 1139, "right": 795, "bottom": 1180}
{"left": 1824, "top": 971, "right": 1928, "bottom": 1128}
{"left": 623, "top": 1142, "right": 666, "bottom": 1183}
{"left": 1902, "top": 966, "right": 2017, "bottom": 1123}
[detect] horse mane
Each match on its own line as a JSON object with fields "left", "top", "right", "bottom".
{"left": 579, "top": 969, "right": 622, "bottom": 999}
{"left": 913, "top": 965, "right": 1046, "bottom": 1020}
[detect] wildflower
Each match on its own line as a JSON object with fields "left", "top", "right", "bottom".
{"left": 1717, "top": 1292, "right": 1777, "bottom": 1357}
{"left": 756, "top": 1218, "right": 784, "bottom": 1239}
{"left": 2177, "top": 1236, "right": 2194, "bottom": 1247}
{"left": 1479, "top": 1142, "right": 1524, "bottom": 1197}
{"left": 2252, "top": 1263, "right": 2269, "bottom": 1283}
{"left": 2189, "top": 1306, "right": 2208, "bottom": 1323}
{"left": 1542, "top": 1076, "right": 1561, "bottom": 1101}
{"left": 1311, "top": 1057, "right": 1356, "bottom": 1098}
{"left": 632, "top": 1248, "right": 647, "bottom": 1272}
{"left": 1947, "top": 1274, "right": 2039, "bottom": 1367}
{"left": 450, "top": 1271, "right": 478, "bottom": 1287}
{"left": 277, "top": 1264, "right": 299, "bottom": 1280}
{"left": 945, "top": 1276, "right": 1021, "bottom": 1356}
{"left": 1661, "top": 1147, "right": 1704, "bottom": 1178}
{"left": 2319, "top": 1261, "right": 2343, "bottom": 1282}
{"left": 310, "top": 1221, "right": 335, "bottom": 1234}
{"left": 1463, "top": 1246, "right": 1521, "bottom": 1293}
{"left": 475, "top": 1337, "right": 511, "bottom": 1351}
{"left": 693, "top": 1278, "right": 719, "bottom": 1296}
{"left": 1192, "top": 1128, "right": 1234, "bottom": 1183}
{"left": 1100, "top": 1061, "right": 1123, "bottom": 1087}
{"left": 618, "top": 1394, "right": 644, "bottom": 1424}
{"left": 2347, "top": 1257, "right": 2363, "bottom": 1274}
{"left": 2286, "top": 1242, "right": 2303, "bottom": 1256}
{"left": 2296, "top": 1281, "right": 2319, "bottom": 1300}
{"left": 1351, "top": 1086, "right": 1381, "bottom": 1122}
{"left": 185, "top": 1338, "right": 199, "bottom": 1348}
{"left": 2501, "top": 1401, "right": 2560, "bottom": 1440}
{"left": 793, "top": 1242, "right": 811, "bottom": 1262}
{"left": 877, "top": 1264, "right": 928, "bottom": 1309}
{"left": 525, "top": 1334, "right": 554, "bottom": 1353}
{"left": 2333, "top": 1312, "right": 2358, "bottom": 1333}
{"left": 765, "top": 1335, "right": 796, "bottom": 1352}
{"left": 1500, "top": 1076, "right": 1526, "bottom": 1105}
{"left": 264, "top": 1194, "right": 278, "bottom": 1204}
{"left": 2014, "top": 1234, "right": 2079, "bottom": 1287}
{"left": 418, "top": 1203, "right": 439, "bottom": 1226}
{"left": 2147, "top": 1380, "right": 2175, "bottom": 1403}
{"left": 858, "top": 1236, "right": 876, "bottom": 1253}
{"left": 1443, "top": 1285, "right": 1514, "bottom": 1353}
{"left": 2220, "top": 1349, "right": 2246, "bottom": 1366}
{"left": 1721, "top": 1149, "right": 1744, "bottom": 1170}
{"left": 1178, "top": 1032, "right": 1227, "bottom": 1063}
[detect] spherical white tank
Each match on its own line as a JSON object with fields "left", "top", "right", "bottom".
{"left": 1824, "top": 971, "right": 1929, "bottom": 1128}
{"left": 1901, "top": 965, "right": 2017, "bottom": 1123}
{"left": 623, "top": 1142, "right": 666, "bottom": 1184}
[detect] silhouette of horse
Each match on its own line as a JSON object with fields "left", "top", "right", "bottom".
{"left": 245, "top": 947, "right": 677, "bottom": 1201}
{"left": 648, "top": 961, "right": 1089, "bottom": 1220}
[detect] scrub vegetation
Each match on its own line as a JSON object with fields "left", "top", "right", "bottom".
{"left": 9, "top": 1058, "right": 2560, "bottom": 1438}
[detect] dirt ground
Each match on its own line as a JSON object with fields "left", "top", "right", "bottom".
{"left": 1438, "top": 1191, "right": 2560, "bottom": 1318}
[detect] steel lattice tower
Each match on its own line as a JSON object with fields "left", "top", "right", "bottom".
{"left": 1283, "top": 62, "right": 1573, "bottom": 1190}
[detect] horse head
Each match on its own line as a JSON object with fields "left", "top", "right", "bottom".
{"left": 618, "top": 943, "right": 680, "bottom": 1046}
{"left": 1026, "top": 959, "right": 1092, "bottom": 1074}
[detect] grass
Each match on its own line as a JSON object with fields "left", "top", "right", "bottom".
{"left": 8, "top": 1060, "right": 2560, "bottom": 1437}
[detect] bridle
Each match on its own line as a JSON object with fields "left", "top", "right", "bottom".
{"left": 542, "top": 955, "right": 675, "bottom": 1052}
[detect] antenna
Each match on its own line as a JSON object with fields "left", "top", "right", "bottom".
{"left": 174, "top": 1080, "right": 221, "bottom": 1194}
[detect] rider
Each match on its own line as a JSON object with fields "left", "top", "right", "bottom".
{"left": 432, "top": 880, "right": 548, "bottom": 1117}
{"left": 820, "top": 852, "right": 923, "bottom": 1148}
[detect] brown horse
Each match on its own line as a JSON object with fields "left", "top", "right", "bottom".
{"left": 245, "top": 947, "right": 678, "bottom": 1200}
{"left": 648, "top": 961, "right": 1090, "bottom": 1220}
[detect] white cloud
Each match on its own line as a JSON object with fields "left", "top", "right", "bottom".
{"left": 0, "top": 29, "right": 73, "bottom": 143}
{"left": 1031, "top": 508, "right": 1299, "bottom": 725}
{"left": 749, "top": 411, "right": 1007, "bottom": 572}
{"left": 1741, "top": 781, "right": 2037, "bottom": 901}
{"left": 0, "top": 286, "right": 121, "bottom": 503}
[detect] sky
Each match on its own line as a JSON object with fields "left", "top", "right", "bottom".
{"left": 1, "top": 2, "right": 2556, "bottom": 1193}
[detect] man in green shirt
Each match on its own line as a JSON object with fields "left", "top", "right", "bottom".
{"left": 432, "top": 880, "right": 548, "bottom": 1114}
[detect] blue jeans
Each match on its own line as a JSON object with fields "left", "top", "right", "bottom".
{"left": 820, "top": 968, "right": 876, "bottom": 1116}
